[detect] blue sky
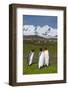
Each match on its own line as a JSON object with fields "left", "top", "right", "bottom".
{"left": 23, "top": 15, "right": 57, "bottom": 29}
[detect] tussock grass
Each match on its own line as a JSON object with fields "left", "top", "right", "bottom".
{"left": 23, "top": 41, "right": 57, "bottom": 75}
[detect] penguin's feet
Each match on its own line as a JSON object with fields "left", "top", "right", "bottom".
{"left": 46, "top": 64, "right": 49, "bottom": 67}
{"left": 28, "top": 63, "right": 32, "bottom": 66}
{"left": 39, "top": 67, "right": 41, "bottom": 69}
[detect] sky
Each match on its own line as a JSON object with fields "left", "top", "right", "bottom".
{"left": 23, "top": 15, "right": 57, "bottom": 29}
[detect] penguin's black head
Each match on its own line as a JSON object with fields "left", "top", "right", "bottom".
{"left": 44, "top": 47, "right": 48, "bottom": 50}
{"left": 32, "top": 49, "right": 34, "bottom": 52}
{"left": 40, "top": 48, "right": 42, "bottom": 51}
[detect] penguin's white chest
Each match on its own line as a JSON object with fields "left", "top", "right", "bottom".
{"left": 44, "top": 50, "right": 49, "bottom": 66}
{"left": 38, "top": 52, "right": 44, "bottom": 68}
{"left": 29, "top": 52, "right": 34, "bottom": 65}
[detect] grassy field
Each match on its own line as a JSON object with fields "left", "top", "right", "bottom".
{"left": 23, "top": 40, "right": 57, "bottom": 75}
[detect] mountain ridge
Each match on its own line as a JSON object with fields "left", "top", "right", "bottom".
{"left": 23, "top": 25, "right": 57, "bottom": 39}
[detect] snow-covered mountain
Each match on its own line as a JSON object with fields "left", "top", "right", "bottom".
{"left": 23, "top": 25, "right": 57, "bottom": 38}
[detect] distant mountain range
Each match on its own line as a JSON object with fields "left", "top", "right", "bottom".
{"left": 23, "top": 25, "right": 57, "bottom": 39}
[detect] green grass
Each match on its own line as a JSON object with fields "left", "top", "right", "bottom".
{"left": 23, "top": 40, "right": 57, "bottom": 75}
